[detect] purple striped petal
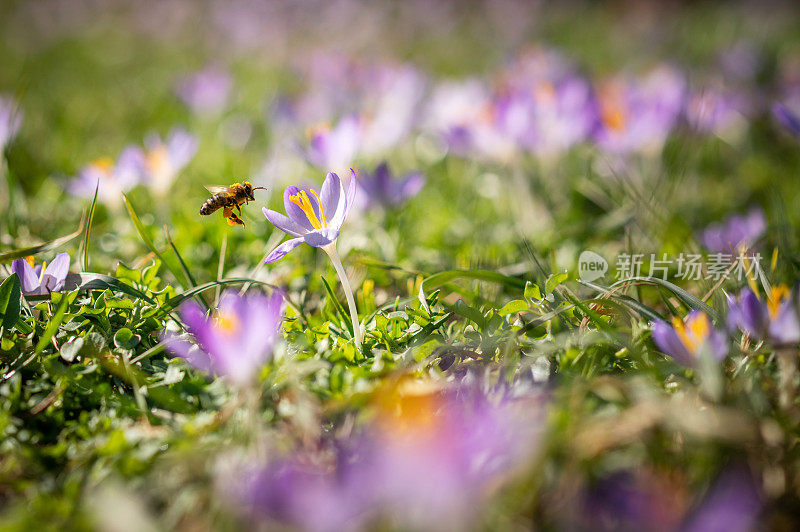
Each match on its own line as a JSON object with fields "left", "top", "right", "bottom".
{"left": 263, "top": 207, "right": 307, "bottom": 237}
{"left": 41, "top": 253, "right": 70, "bottom": 292}
{"left": 283, "top": 186, "right": 314, "bottom": 230}
{"left": 265, "top": 237, "right": 305, "bottom": 263}
{"left": 303, "top": 228, "right": 339, "bottom": 248}
{"left": 11, "top": 259, "right": 41, "bottom": 295}
{"left": 319, "top": 172, "right": 342, "bottom": 221}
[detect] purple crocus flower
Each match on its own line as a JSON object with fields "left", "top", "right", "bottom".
{"left": 0, "top": 95, "right": 22, "bottom": 153}
{"left": 66, "top": 148, "right": 143, "bottom": 207}
{"left": 175, "top": 66, "right": 232, "bottom": 115}
{"left": 773, "top": 102, "right": 800, "bottom": 139}
{"left": 139, "top": 128, "right": 198, "bottom": 194}
{"left": 652, "top": 311, "right": 728, "bottom": 366}
{"left": 594, "top": 66, "right": 686, "bottom": 155}
{"left": 681, "top": 466, "right": 761, "bottom": 532}
{"left": 727, "top": 286, "right": 800, "bottom": 346}
{"left": 262, "top": 170, "right": 357, "bottom": 263}
{"left": 700, "top": 208, "right": 766, "bottom": 254}
{"left": 263, "top": 170, "right": 361, "bottom": 348}
{"left": 304, "top": 115, "right": 361, "bottom": 174}
{"left": 223, "top": 381, "right": 542, "bottom": 531}
{"left": 686, "top": 88, "right": 749, "bottom": 138}
{"left": 164, "top": 290, "right": 284, "bottom": 385}
{"left": 11, "top": 253, "right": 70, "bottom": 296}
{"left": 354, "top": 162, "right": 424, "bottom": 211}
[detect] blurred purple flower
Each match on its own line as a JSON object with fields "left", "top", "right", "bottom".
{"left": 700, "top": 208, "right": 766, "bottom": 254}
{"left": 681, "top": 466, "right": 761, "bottom": 532}
{"left": 66, "top": 149, "right": 143, "bottom": 207}
{"left": 728, "top": 285, "right": 800, "bottom": 346}
{"left": 224, "top": 381, "right": 542, "bottom": 530}
{"left": 652, "top": 311, "right": 728, "bottom": 366}
{"left": 164, "top": 290, "right": 284, "bottom": 385}
{"left": 354, "top": 162, "right": 424, "bottom": 211}
{"left": 175, "top": 66, "right": 232, "bottom": 115}
{"left": 304, "top": 115, "right": 361, "bottom": 173}
{"left": 262, "top": 170, "right": 357, "bottom": 263}
{"left": 580, "top": 469, "right": 686, "bottom": 532}
{"left": 0, "top": 95, "right": 22, "bottom": 153}
{"left": 11, "top": 253, "right": 70, "bottom": 296}
{"left": 773, "top": 102, "right": 800, "bottom": 139}
{"left": 594, "top": 66, "right": 686, "bottom": 155}
{"left": 686, "top": 88, "right": 749, "bottom": 138}
{"left": 139, "top": 128, "right": 198, "bottom": 194}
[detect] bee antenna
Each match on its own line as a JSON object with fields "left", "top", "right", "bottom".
{"left": 252, "top": 186, "right": 268, "bottom": 191}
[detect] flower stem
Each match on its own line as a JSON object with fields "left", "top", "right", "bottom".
{"left": 777, "top": 347, "right": 797, "bottom": 411}
{"left": 323, "top": 244, "right": 363, "bottom": 351}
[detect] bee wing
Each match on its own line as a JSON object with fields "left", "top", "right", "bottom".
{"left": 204, "top": 185, "right": 230, "bottom": 195}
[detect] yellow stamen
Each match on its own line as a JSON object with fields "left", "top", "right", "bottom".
{"left": 24, "top": 255, "right": 35, "bottom": 268}
{"left": 91, "top": 157, "right": 115, "bottom": 176}
{"left": 39, "top": 261, "right": 47, "bottom": 283}
{"left": 672, "top": 314, "right": 710, "bottom": 354}
{"left": 601, "top": 102, "right": 626, "bottom": 132}
{"left": 213, "top": 311, "right": 240, "bottom": 335}
{"left": 768, "top": 284, "right": 791, "bottom": 319}
{"left": 289, "top": 189, "right": 327, "bottom": 230}
{"left": 146, "top": 145, "right": 169, "bottom": 174}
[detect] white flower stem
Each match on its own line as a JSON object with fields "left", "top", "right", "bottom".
{"left": 323, "top": 243, "right": 363, "bottom": 350}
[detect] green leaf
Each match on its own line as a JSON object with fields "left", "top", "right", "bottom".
{"left": 0, "top": 274, "right": 22, "bottom": 330}
{"left": 82, "top": 180, "right": 99, "bottom": 271}
{"left": 35, "top": 289, "right": 72, "bottom": 354}
{"left": 524, "top": 281, "right": 541, "bottom": 301}
{"left": 0, "top": 212, "right": 85, "bottom": 263}
{"left": 602, "top": 276, "right": 718, "bottom": 321}
{"left": 157, "top": 278, "right": 278, "bottom": 316}
{"left": 114, "top": 327, "right": 141, "bottom": 350}
{"left": 545, "top": 271, "right": 569, "bottom": 295}
{"left": 453, "top": 300, "right": 485, "bottom": 328}
{"left": 70, "top": 273, "right": 155, "bottom": 303}
{"left": 498, "top": 299, "right": 529, "bottom": 317}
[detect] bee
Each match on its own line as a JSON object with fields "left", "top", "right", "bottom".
{"left": 199, "top": 181, "right": 266, "bottom": 227}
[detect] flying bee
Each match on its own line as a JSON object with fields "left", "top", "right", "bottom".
{"left": 199, "top": 181, "right": 266, "bottom": 227}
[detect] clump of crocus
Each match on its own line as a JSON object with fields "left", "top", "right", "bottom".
{"left": 137, "top": 128, "right": 198, "bottom": 194}
{"left": 0, "top": 95, "right": 22, "bottom": 153}
{"left": 652, "top": 311, "right": 728, "bottom": 366}
{"left": 700, "top": 208, "right": 766, "bottom": 254}
{"left": 354, "top": 162, "right": 424, "bottom": 211}
{"left": 262, "top": 170, "right": 361, "bottom": 349}
{"left": 11, "top": 253, "right": 70, "bottom": 296}
{"left": 164, "top": 290, "right": 284, "bottom": 385}
{"left": 175, "top": 66, "right": 232, "bottom": 115}
{"left": 727, "top": 285, "right": 800, "bottom": 346}
{"left": 66, "top": 148, "right": 144, "bottom": 207}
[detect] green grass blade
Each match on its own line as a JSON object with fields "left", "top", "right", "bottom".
{"left": 0, "top": 211, "right": 85, "bottom": 263}
{"left": 81, "top": 181, "right": 99, "bottom": 272}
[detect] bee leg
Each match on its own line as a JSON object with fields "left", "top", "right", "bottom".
{"left": 223, "top": 206, "right": 245, "bottom": 227}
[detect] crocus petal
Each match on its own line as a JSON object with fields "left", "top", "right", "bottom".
{"left": 652, "top": 321, "right": 693, "bottom": 366}
{"left": 319, "top": 172, "right": 342, "bottom": 221}
{"left": 399, "top": 172, "right": 425, "bottom": 202}
{"left": 263, "top": 207, "right": 307, "bottom": 237}
{"left": 265, "top": 237, "right": 305, "bottom": 263}
{"left": 41, "top": 253, "right": 70, "bottom": 292}
{"left": 163, "top": 332, "right": 215, "bottom": 375}
{"left": 283, "top": 186, "right": 315, "bottom": 230}
{"left": 325, "top": 172, "right": 349, "bottom": 230}
{"left": 304, "top": 228, "right": 339, "bottom": 248}
{"left": 11, "top": 258, "right": 41, "bottom": 295}
{"left": 768, "top": 304, "right": 800, "bottom": 345}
